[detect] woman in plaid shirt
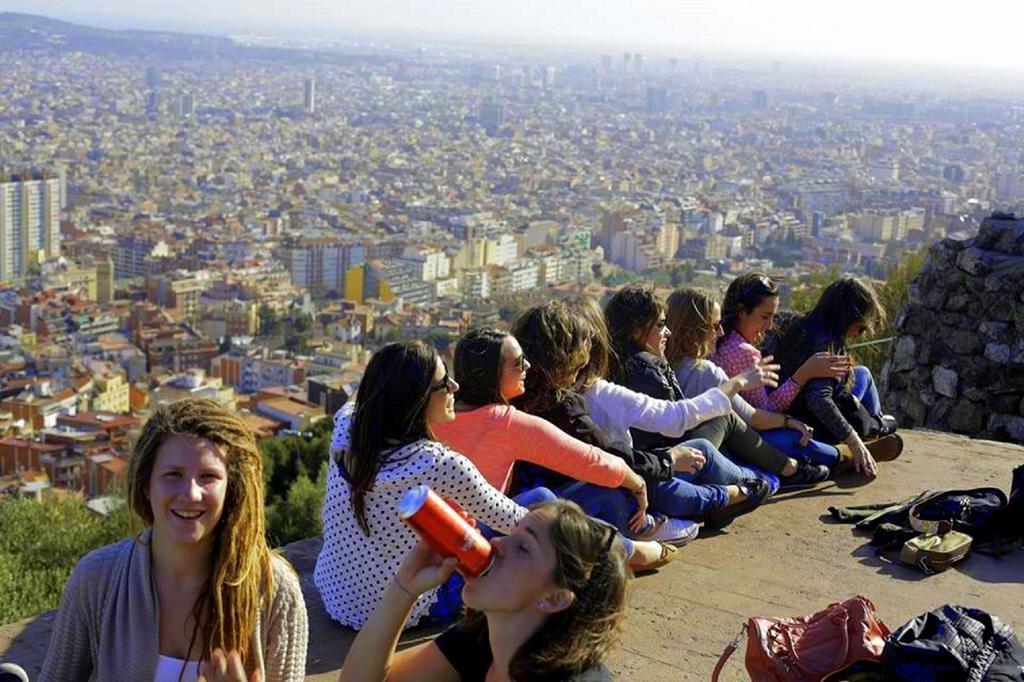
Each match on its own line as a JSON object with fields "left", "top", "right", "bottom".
{"left": 710, "top": 273, "right": 848, "bottom": 414}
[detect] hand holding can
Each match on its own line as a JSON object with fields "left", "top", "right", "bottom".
{"left": 397, "top": 485, "right": 494, "bottom": 577}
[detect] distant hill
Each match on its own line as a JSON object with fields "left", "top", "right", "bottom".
{"left": 0, "top": 12, "right": 243, "bottom": 59}
{"left": 0, "top": 12, "right": 375, "bottom": 64}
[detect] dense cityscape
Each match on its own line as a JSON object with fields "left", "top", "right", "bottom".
{"left": 1, "top": 11, "right": 1023, "bottom": 521}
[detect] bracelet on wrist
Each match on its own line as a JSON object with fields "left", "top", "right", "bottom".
{"left": 393, "top": 576, "right": 417, "bottom": 600}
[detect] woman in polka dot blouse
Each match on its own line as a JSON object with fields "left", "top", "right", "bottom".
{"left": 314, "top": 341, "right": 528, "bottom": 630}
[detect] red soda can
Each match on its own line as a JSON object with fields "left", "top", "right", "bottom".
{"left": 397, "top": 485, "right": 494, "bottom": 577}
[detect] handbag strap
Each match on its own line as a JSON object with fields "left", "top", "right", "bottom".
{"left": 711, "top": 623, "right": 748, "bottom": 682}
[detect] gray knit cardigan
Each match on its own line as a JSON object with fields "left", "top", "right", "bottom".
{"left": 39, "top": 530, "right": 308, "bottom": 681}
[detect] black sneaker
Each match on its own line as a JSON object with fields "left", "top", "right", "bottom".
{"left": 780, "top": 459, "right": 831, "bottom": 489}
{"left": 703, "top": 478, "right": 771, "bottom": 528}
{"left": 872, "top": 414, "right": 898, "bottom": 437}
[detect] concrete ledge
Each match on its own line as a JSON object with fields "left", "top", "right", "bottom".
{"left": 3, "top": 428, "right": 1023, "bottom": 681}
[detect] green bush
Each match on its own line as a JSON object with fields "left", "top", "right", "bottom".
{"left": 265, "top": 461, "right": 328, "bottom": 548}
{"left": 0, "top": 495, "right": 128, "bottom": 625}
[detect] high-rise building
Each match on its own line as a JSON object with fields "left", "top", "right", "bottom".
{"left": 145, "top": 67, "right": 162, "bottom": 89}
{"left": 543, "top": 66, "right": 556, "bottom": 89}
{"left": 994, "top": 170, "right": 1024, "bottom": 202}
{"left": 145, "top": 91, "right": 160, "bottom": 117}
{"left": 0, "top": 173, "right": 62, "bottom": 283}
{"left": 751, "top": 90, "right": 768, "bottom": 110}
{"left": 646, "top": 87, "right": 668, "bottom": 115}
{"left": 178, "top": 93, "right": 195, "bottom": 119}
{"left": 303, "top": 77, "right": 316, "bottom": 115}
{"left": 479, "top": 101, "right": 505, "bottom": 135}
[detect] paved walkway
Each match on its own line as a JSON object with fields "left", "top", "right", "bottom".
{"left": 2, "top": 429, "right": 1022, "bottom": 680}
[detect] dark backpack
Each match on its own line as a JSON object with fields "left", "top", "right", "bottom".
{"left": 910, "top": 488, "right": 1008, "bottom": 541}
{"left": 882, "top": 605, "right": 1024, "bottom": 681}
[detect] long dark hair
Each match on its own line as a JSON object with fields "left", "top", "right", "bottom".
{"left": 345, "top": 341, "right": 438, "bottom": 535}
{"left": 454, "top": 328, "right": 508, "bottom": 407}
{"left": 511, "top": 302, "right": 588, "bottom": 414}
{"left": 604, "top": 284, "right": 664, "bottom": 378}
{"left": 462, "top": 499, "right": 628, "bottom": 681}
{"left": 720, "top": 272, "right": 779, "bottom": 342}
{"left": 804, "top": 276, "right": 885, "bottom": 348}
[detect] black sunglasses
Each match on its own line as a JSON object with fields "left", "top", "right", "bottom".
{"left": 431, "top": 371, "right": 454, "bottom": 394}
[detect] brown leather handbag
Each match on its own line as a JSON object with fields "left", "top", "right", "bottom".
{"left": 711, "top": 596, "right": 891, "bottom": 682}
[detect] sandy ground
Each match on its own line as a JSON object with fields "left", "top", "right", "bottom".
{"left": 2, "top": 428, "right": 1022, "bottom": 681}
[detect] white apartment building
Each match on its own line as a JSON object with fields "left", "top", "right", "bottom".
{"left": 0, "top": 174, "right": 62, "bottom": 283}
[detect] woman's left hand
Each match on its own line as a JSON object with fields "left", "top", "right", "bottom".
{"left": 199, "top": 649, "right": 259, "bottom": 682}
{"left": 786, "top": 418, "right": 813, "bottom": 447}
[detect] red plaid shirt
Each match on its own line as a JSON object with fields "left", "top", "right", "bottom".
{"left": 709, "top": 331, "right": 800, "bottom": 413}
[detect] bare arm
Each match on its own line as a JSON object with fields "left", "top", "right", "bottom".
{"left": 339, "top": 545, "right": 461, "bottom": 682}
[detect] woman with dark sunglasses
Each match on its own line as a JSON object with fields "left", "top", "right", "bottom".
{"left": 432, "top": 328, "right": 680, "bottom": 572}
{"left": 315, "top": 341, "right": 553, "bottom": 632}
{"left": 339, "top": 499, "right": 627, "bottom": 682}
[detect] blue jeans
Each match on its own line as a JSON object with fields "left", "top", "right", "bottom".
{"left": 852, "top": 366, "right": 881, "bottom": 418}
{"left": 553, "top": 480, "right": 635, "bottom": 557}
{"left": 760, "top": 428, "right": 840, "bottom": 468}
{"left": 647, "top": 439, "right": 767, "bottom": 519}
{"left": 476, "top": 486, "right": 558, "bottom": 538}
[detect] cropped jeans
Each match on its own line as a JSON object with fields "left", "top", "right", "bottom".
{"left": 646, "top": 438, "right": 772, "bottom": 520}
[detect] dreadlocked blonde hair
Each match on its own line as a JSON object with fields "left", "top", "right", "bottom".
{"left": 127, "top": 398, "right": 274, "bottom": 667}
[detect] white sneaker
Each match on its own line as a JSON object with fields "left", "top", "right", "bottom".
{"left": 637, "top": 514, "right": 699, "bottom": 547}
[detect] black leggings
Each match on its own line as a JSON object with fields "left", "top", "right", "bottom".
{"left": 686, "top": 413, "right": 790, "bottom": 475}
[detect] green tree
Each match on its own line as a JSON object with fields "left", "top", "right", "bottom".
{"left": 265, "top": 461, "right": 328, "bottom": 548}
{"left": 0, "top": 495, "right": 128, "bottom": 624}
{"left": 258, "top": 303, "right": 280, "bottom": 338}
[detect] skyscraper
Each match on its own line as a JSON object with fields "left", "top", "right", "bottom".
{"left": 646, "top": 87, "right": 668, "bottom": 115}
{"left": 479, "top": 101, "right": 505, "bottom": 135}
{"left": 145, "top": 67, "right": 162, "bottom": 89}
{"left": 145, "top": 91, "right": 160, "bottom": 117}
{"left": 178, "top": 93, "right": 195, "bottom": 119}
{"left": 0, "top": 173, "right": 62, "bottom": 283}
{"left": 304, "top": 77, "right": 316, "bottom": 115}
{"left": 751, "top": 90, "right": 768, "bottom": 110}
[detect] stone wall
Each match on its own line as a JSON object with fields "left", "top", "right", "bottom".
{"left": 881, "top": 213, "right": 1024, "bottom": 443}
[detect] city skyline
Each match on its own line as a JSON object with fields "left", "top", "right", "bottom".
{"left": 5, "top": 0, "right": 1024, "bottom": 73}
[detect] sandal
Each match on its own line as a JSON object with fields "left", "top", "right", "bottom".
{"left": 632, "top": 541, "right": 678, "bottom": 574}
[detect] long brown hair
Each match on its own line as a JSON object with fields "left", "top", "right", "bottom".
{"left": 463, "top": 499, "right": 629, "bottom": 681}
{"left": 603, "top": 284, "right": 664, "bottom": 378}
{"left": 568, "top": 295, "right": 612, "bottom": 391}
{"left": 665, "top": 288, "right": 718, "bottom": 364}
{"left": 510, "top": 302, "right": 589, "bottom": 413}
{"left": 128, "top": 398, "right": 275, "bottom": 669}
{"left": 345, "top": 341, "right": 438, "bottom": 535}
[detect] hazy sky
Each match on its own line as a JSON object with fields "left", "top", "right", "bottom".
{"left": 6, "top": 0, "right": 1024, "bottom": 72}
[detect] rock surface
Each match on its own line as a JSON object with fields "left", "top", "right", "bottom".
{"left": 1, "top": 430, "right": 1022, "bottom": 681}
{"left": 883, "top": 213, "right": 1024, "bottom": 444}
